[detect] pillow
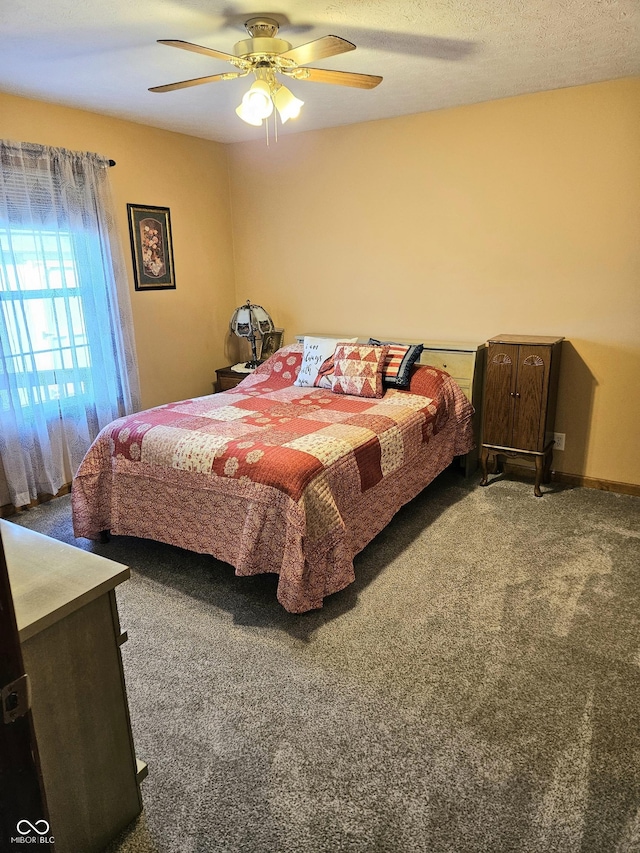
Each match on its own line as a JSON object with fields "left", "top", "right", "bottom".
{"left": 367, "top": 339, "right": 424, "bottom": 388}
{"left": 294, "top": 336, "right": 357, "bottom": 387}
{"left": 331, "top": 343, "right": 389, "bottom": 398}
{"left": 313, "top": 352, "right": 337, "bottom": 389}
{"left": 404, "top": 363, "right": 448, "bottom": 399}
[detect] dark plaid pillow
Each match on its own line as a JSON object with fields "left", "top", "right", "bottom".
{"left": 367, "top": 339, "right": 424, "bottom": 388}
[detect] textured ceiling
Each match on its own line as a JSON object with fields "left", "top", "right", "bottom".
{"left": 1, "top": 0, "right": 638, "bottom": 144}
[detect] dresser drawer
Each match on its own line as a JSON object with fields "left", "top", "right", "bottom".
{"left": 420, "top": 350, "right": 472, "bottom": 382}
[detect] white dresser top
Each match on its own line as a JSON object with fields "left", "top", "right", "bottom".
{"left": 2, "top": 519, "right": 129, "bottom": 642}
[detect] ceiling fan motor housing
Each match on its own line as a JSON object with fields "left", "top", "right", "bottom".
{"left": 235, "top": 16, "right": 293, "bottom": 61}
{"left": 234, "top": 37, "right": 292, "bottom": 59}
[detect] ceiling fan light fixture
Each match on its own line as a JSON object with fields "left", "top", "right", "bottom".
{"left": 235, "top": 102, "right": 263, "bottom": 126}
{"left": 239, "top": 79, "right": 273, "bottom": 122}
{"left": 273, "top": 85, "right": 304, "bottom": 123}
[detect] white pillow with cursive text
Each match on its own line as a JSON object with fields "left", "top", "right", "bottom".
{"left": 294, "top": 336, "right": 358, "bottom": 387}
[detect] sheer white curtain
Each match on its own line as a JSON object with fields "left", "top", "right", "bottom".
{"left": 0, "top": 140, "right": 140, "bottom": 507}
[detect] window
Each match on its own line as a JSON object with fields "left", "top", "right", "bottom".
{"left": 0, "top": 227, "right": 92, "bottom": 412}
{"left": 0, "top": 141, "right": 139, "bottom": 508}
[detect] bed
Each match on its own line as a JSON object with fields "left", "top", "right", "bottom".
{"left": 72, "top": 341, "right": 474, "bottom": 613}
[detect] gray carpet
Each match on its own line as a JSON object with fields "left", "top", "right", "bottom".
{"left": 9, "top": 470, "right": 640, "bottom": 853}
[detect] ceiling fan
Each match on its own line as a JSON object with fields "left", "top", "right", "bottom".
{"left": 149, "top": 17, "right": 382, "bottom": 126}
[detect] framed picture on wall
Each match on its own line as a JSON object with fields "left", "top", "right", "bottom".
{"left": 260, "top": 329, "right": 284, "bottom": 361}
{"left": 127, "top": 203, "right": 176, "bottom": 290}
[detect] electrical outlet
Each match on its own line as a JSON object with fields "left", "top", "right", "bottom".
{"left": 553, "top": 432, "right": 565, "bottom": 451}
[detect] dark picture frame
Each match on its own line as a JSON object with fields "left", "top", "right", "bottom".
{"left": 260, "top": 328, "right": 284, "bottom": 361}
{"left": 127, "top": 204, "right": 176, "bottom": 290}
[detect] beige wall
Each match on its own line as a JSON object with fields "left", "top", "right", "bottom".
{"left": 1, "top": 79, "right": 639, "bottom": 489}
{"left": 228, "top": 78, "right": 640, "bottom": 487}
{"left": 0, "top": 91, "right": 237, "bottom": 410}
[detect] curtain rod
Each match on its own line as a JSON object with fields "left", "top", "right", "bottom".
{"left": 2, "top": 142, "right": 117, "bottom": 165}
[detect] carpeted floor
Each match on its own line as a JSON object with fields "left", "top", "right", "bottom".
{"left": 9, "top": 469, "right": 640, "bottom": 853}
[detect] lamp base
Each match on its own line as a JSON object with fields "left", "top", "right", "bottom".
{"left": 244, "top": 359, "right": 263, "bottom": 369}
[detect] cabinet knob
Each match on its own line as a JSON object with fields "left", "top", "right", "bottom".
{"left": 509, "top": 391, "right": 521, "bottom": 398}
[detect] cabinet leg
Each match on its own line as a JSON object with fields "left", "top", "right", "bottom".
{"left": 534, "top": 456, "right": 544, "bottom": 497}
{"left": 480, "top": 446, "right": 490, "bottom": 486}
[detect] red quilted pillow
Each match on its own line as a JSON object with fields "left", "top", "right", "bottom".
{"left": 404, "top": 363, "right": 448, "bottom": 399}
{"left": 330, "top": 344, "right": 389, "bottom": 398}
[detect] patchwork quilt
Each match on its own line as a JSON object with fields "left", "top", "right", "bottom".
{"left": 72, "top": 344, "right": 474, "bottom": 612}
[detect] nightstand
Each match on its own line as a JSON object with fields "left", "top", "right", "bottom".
{"left": 213, "top": 365, "right": 253, "bottom": 392}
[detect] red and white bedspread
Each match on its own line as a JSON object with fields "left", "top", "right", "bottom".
{"left": 72, "top": 344, "right": 474, "bottom": 612}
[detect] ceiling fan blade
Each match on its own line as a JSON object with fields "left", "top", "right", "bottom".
{"left": 157, "top": 39, "right": 246, "bottom": 65}
{"left": 279, "top": 35, "right": 355, "bottom": 66}
{"left": 149, "top": 71, "right": 246, "bottom": 93}
{"left": 294, "top": 67, "right": 382, "bottom": 90}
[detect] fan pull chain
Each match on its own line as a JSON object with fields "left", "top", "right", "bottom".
{"left": 262, "top": 104, "right": 280, "bottom": 147}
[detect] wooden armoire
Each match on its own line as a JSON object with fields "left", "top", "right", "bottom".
{"left": 480, "top": 334, "right": 563, "bottom": 496}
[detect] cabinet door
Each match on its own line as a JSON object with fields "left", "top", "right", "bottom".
{"left": 482, "top": 343, "right": 518, "bottom": 446}
{"left": 512, "top": 345, "right": 551, "bottom": 452}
